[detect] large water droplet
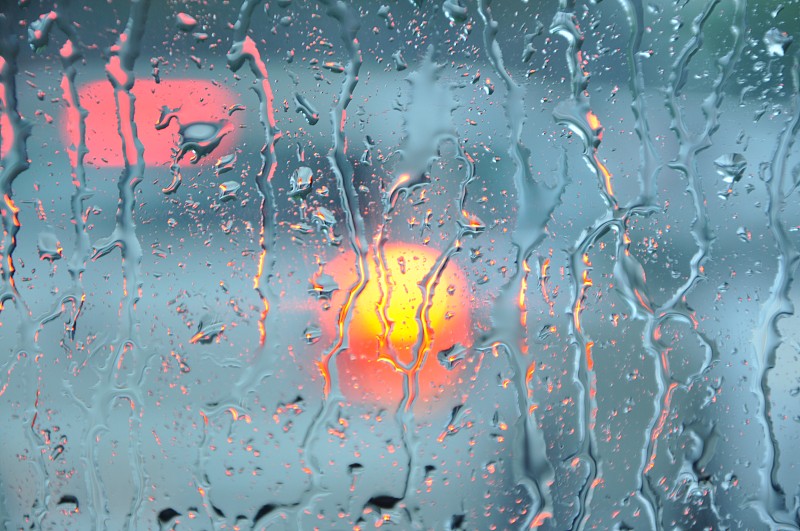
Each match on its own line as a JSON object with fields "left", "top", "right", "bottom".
{"left": 763, "top": 28, "right": 793, "bottom": 57}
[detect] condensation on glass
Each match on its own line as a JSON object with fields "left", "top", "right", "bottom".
{"left": 1, "top": 0, "right": 799, "bottom": 529}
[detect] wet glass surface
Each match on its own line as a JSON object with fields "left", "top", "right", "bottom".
{"left": 1, "top": 0, "right": 800, "bottom": 529}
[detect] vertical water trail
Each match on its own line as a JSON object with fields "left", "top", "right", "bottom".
{"left": 0, "top": 12, "right": 32, "bottom": 321}
{"left": 373, "top": 44, "right": 473, "bottom": 522}
{"left": 181, "top": 0, "right": 280, "bottom": 467}
{"left": 549, "top": 2, "right": 628, "bottom": 527}
{"left": 658, "top": 0, "right": 721, "bottom": 313}
{"left": 550, "top": 8, "right": 617, "bottom": 209}
{"left": 297, "top": 0, "right": 370, "bottom": 526}
{"left": 178, "top": 5, "right": 285, "bottom": 519}
{"left": 0, "top": 12, "right": 45, "bottom": 526}
{"left": 632, "top": 2, "right": 750, "bottom": 528}
{"left": 19, "top": 6, "right": 92, "bottom": 527}
{"left": 607, "top": 6, "right": 664, "bottom": 522}
{"left": 751, "top": 55, "right": 800, "bottom": 529}
{"left": 615, "top": 0, "right": 661, "bottom": 208}
{"left": 91, "top": 0, "right": 149, "bottom": 341}
{"left": 64, "top": 379, "right": 148, "bottom": 529}
{"left": 476, "top": 0, "right": 569, "bottom": 526}
{"left": 565, "top": 218, "right": 621, "bottom": 531}
{"left": 25, "top": 5, "right": 90, "bottom": 338}
{"left": 64, "top": 1, "right": 153, "bottom": 527}
{"left": 56, "top": 17, "right": 90, "bottom": 342}
{"left": 394, "top": 141, "right": 481, "bottom": 525}
{"left": 395, "top": 230, "right": 463, "bottom": 527}
{"left": 377, "top": 46, "right": 459, "bottom": 393}
{"left": 399, "top": 146, "right": 479, "bottom": 412}
{"left": 312, "top": 0, "right": 368, "bottom": 402}
{"left": 226, "top": 0, "right": 281, "bottom": 357}
{"left": 201, "top": 2, "right": 305, "bottom": 519}
{"left": 107, "top": 1, "right": 152, "bottom": 523}
{"left": 2, "top": 1, "right": 795, "bottom": 528}
{"left": 372, "top": 227, "right": 395, "bottom": 369}
{"left": 550, "top": 0, "right": 746, "bottom": 526}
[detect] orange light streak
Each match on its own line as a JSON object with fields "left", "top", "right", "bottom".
{"left": 258, "top": 298, "right": 268, "bottom": 345}
{"left": 594, "top": 154, "right": 614, "bottom": 197}
{"left": 372, "top": 233, "right": 391, "bottom": 355}
{"left": 318, "top": 248, "right": 368, "bottom": 397}
{"left": 586, "top": 110, "right": 601, "bottom": 131}
{"left": 387, "top": 173, "right": 410, "bottom": 200}
{"left": 4, "top": 194, "right": 20, "bottom": 227}
{"left": 584, "top": 111, "right": 615, "bottom": 197}
{"left": 634, "top": 288, "right": 653, "bottom": 314}
{"left": 531, "top": 512, "right": 553, "bottom": 528}
{"left": 645, "top": 382, "right": 678, "bottom": 473}
{"left": 519, "top": 258, "right": 531, "bottom": 329}
{"left": 31, "top": 388, "right": 40, "bottom": 429}
{"left": 376, "top": 354, "right": 402, "bottom": 373}
{"left": 573, "top": 298, "right": 583, "bottom": 333}
{"left": 540, "top": 257, "right": 554, "bottom": 316}
{"left": 525, "top": 362, "right": 536, "bottom": 399}
{"left": 405, "top": 251, "right": 453, "bottom": 410}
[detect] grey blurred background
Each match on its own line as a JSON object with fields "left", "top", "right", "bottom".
{"left": 1, "top": 0, "right": 799, "bottom": 529}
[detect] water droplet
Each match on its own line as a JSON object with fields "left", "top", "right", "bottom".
{"left": 308, "top": 272, "right": 339, "bottom": 300}
{"left": 177, "top": 121, "right": 233, "bottom": 162}
{"left": 714, "top": 153, "right": 746, "bottom": 199}
{"left": 437, "top": 344, "right": 467, "bottom": 370}
{"left": 56, "top": 495, "right": 79, "bottom": 514}
{"left": 37, "top": 231, "right": 62, "bottom": 262}
{"left": 442, "top": 0, "right": 468, "bottom": 23}
{"left": 227, "top": 103, "right": 246, "bottom": 116}
{"left": 290, "top": 221, "right": 314, "bottom": 235}
{"left": 218, "top": 181, "right": 241, "bottom": 202}
{"left": 190, "top": 313, "right": 225, "bottom": 344}
{"left": 764, "top": 28, "right": 793, "bottom": 57}
{"left": 28, "top": 11, "right": 57, "bottom": 51}
{"left": 392, "top": 50, "right": 407, "bottom": 71}
{"left": 322, "top": 61, "right": 345, "bottom": 73}
{"left": 158, "top": 508, "right": 181, "bottom": 525}
{"left": 377, "top": 5, "right": 395, "bottom": 29}
{"left": 303, "top": 325, "right": 322, "bottom": 344}
{"left": 737, "top": 226, "right": 751, "bottom": 242}
{"left": 289, "top": 166, "right": 314, "bottom": 199}
{"left": 294, "top": 93, "right": 319, "bottom": 125}
{"left": 522, "top": 24, "right": 543, "bottom": 62}
{"left": 538, "top": 324, "right": 554, "bottom": 340}
{"left": 214, "top": 153, "right": 236, "bottom": 176}
{"left": 176, "top": 13, "right": 197, "bottom": 32}
{"left": 311, "top": 207, "right": 342, "bottom": 245}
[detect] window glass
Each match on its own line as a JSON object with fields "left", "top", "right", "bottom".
{"left": 1, "top": 0, "right": 799, "bottom": 529}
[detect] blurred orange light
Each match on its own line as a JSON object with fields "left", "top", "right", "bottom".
{"left": 323, "top": 243, "right": 471, "bottom": 410}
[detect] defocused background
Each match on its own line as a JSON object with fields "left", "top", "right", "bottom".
{"left": 1, "top": 0, "right": 800, "bottom": 529}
